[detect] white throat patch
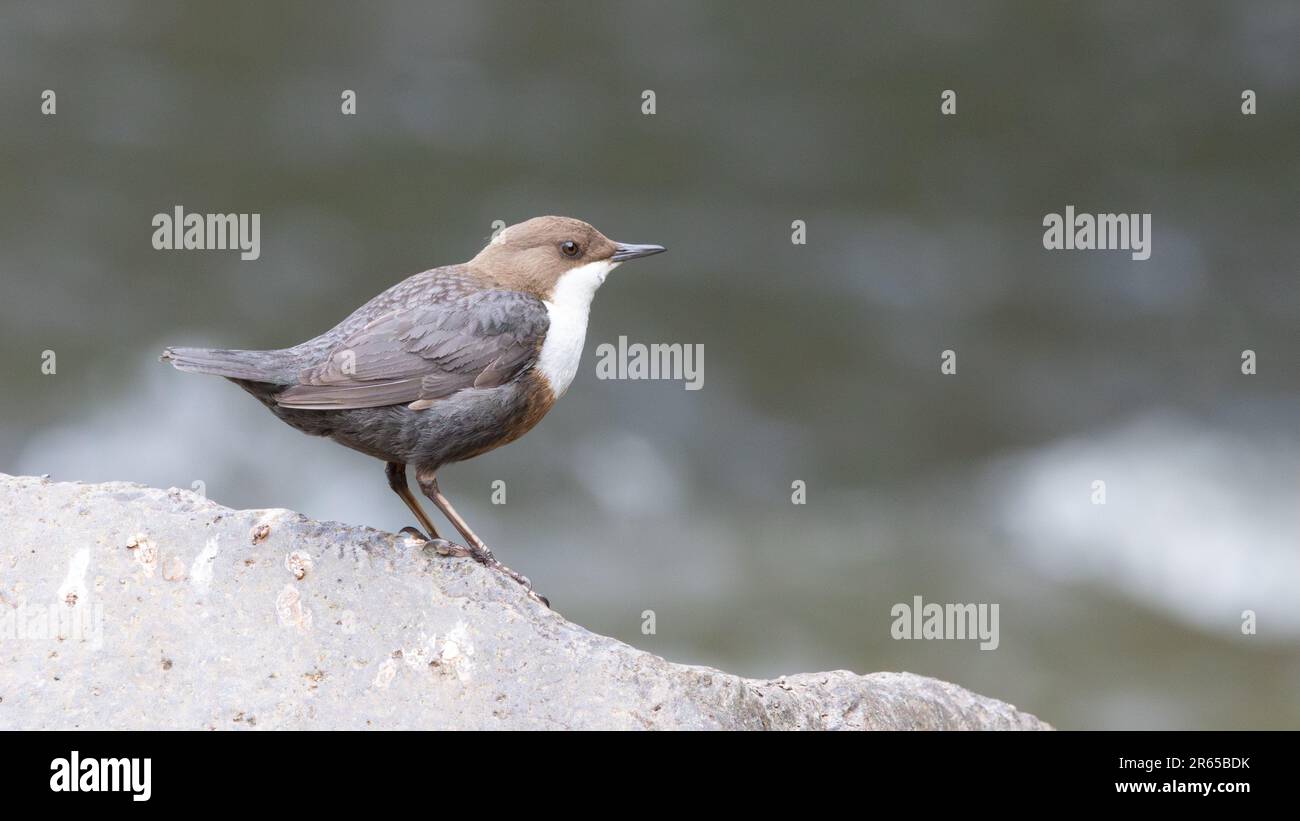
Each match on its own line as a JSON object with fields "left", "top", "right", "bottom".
{"left": 536, "top": 259, "right": 618, "bottom": 397}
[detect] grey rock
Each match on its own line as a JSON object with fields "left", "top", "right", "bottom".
{"left": 0, "top": 474, "right": 1050, "bottom": 730}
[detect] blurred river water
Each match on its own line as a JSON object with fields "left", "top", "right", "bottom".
{"left": 2, "top": 1, "right": 1298, "bottom": 728}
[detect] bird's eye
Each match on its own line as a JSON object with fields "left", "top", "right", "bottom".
{"left": 560, "top": 240, "right": 580, "bottom": 257}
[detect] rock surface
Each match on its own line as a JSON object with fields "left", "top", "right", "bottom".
{"left": 0, "top": 474, "right": 1050, "bottom": 730}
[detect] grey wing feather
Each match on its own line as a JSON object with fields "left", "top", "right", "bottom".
{"left": 275, "top": 290, "right": 549, "bottom": 410}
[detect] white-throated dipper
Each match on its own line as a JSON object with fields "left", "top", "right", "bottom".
{"left": 162, "top": 216, "right": 666, "bottom": 605}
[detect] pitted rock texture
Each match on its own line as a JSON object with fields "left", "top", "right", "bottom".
{"left": 0, "top": 474, "right": 1050, "bottom": 730}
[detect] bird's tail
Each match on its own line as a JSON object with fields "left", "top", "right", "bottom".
{"left": 160, "top": 346, "right": 295, "bottom": 383}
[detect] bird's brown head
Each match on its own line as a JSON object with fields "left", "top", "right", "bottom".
{"left": 469, "top": 216, "right": 665, "bottom": 300}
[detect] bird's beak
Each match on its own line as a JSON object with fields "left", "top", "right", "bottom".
{"left": 612, "top": 242, "right": 667, "bottom": 262}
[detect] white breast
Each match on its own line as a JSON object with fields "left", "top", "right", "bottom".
{"left": 536, "top": 259, "right": 618, "bottom": 397}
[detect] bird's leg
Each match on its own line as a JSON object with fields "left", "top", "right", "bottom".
{"left": 419, "top": 473, "right": 491, "bottom": 554}
{"left": 415, "top": 467, "right": 549, "bottom": 607}
{"left": 385, "top": 462, "right": 441, "bottom": 541}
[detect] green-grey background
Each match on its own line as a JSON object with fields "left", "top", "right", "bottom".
{"left": 2, "top": 1, "right": 1298, "bottom": 729}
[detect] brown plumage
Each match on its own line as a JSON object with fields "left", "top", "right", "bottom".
{"left": 161, "top": 216, "right": 666, "bottom": 604}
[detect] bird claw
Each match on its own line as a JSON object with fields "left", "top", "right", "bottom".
{"left": 429, "top": 538, "right": 551, "bottom": 608}
{"left": 427, "top": 538, "right": 471, "bottom": 558}
{"left": 400, "top": 526, "right": 550, "bottom": 608}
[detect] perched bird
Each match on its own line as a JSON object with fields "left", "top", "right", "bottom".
{"left": 162, "top": 216, "right": 666, "bottom": 604}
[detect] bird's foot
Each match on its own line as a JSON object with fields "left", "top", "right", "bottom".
{"left": 427, "top": 538, "right": 550, "bottom": 608}
{"left": 398, "top": 526, "right": 431, "bottom": 542}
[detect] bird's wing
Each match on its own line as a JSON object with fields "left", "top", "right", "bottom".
{"left": 275, "top": 289, "right": 550, "bottom": 410}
